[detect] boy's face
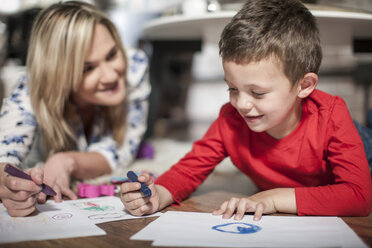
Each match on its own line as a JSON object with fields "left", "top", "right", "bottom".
{"left": 223, "top": 58, "right": 302, "bottom": 139}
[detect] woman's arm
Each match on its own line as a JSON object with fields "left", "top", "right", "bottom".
{"left": 40, "top": 151, "right": 111, "bottom": 201}
{"left": 0, "top": 79, "right": 37, "bottom": 166}
{"left": 45, "top": 151, "right": 111, "bottom": 180}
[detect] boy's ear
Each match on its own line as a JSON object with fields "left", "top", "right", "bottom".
{"left": 297, "top": 72, "right": 318, "bottom": 99}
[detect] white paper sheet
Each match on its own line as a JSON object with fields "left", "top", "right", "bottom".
{"left": 65, "top": 196, "right": 161, "bottom": 224}
{"left": 131, "top": 211, "right": 367, "bottom": 248}
{"left": 0, "top": 201, "right": 106, "bottom": 244}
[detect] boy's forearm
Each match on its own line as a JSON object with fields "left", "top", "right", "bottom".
{"left": 155, "top": 184, "right": 174, "bottom": 211}
{"left": 272, "top": 188, "right": 297, "bottom": 214}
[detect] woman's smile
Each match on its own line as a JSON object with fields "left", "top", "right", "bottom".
{"left": 99, "top": 82, "right": 120, "bottom": 93}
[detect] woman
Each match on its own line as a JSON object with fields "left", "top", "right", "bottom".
{"left": 0, "top": 1, "right": 150, "bottom": 216}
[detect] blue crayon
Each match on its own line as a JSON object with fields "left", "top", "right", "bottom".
{"left": 126, "top": 171, "right": 152, "bottom": 197}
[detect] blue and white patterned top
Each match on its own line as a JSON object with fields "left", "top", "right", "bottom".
{"left": 0, "top": 48, "right": 151, "bottom": 171}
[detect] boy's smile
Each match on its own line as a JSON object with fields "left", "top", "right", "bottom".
{"left": 223, "top": 57, "right": 303, "bottom": 139}
{"left": 243, "top": 114, "right": 265, "bottom": 123}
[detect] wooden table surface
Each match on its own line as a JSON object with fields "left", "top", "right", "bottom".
{"left": 1, "top": 190, "right": 371, "bottom": 248}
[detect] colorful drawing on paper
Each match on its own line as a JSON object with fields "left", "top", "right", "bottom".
{"left": 70, "top": 202, "right": 115, "bottom": 212}
{"left": 212, "top": 222, "right": 262, "bottom": 234}
{"left": 64, "top": 196, "right": 161, "bottom": 225}
{"left": 52, "top": 213, "right": 73, "bottom": 220}
{"left": 88, "top": 212, "right": 127, "bottom": 220}
{"left": 68, "top": 200, "right": 123, "bottom": 221}
{"left": 0, "top": 201, "right": 106, "bottom": 243}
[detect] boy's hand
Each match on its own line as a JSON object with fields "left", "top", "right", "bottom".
{"left": 0, "top": 163, "right": 44, "bottom": 217}
{"left": 212, "top": 188, "right": 296, "bottom": 221}
{"left": 120, "top": 172, "right": 160, "bottom": 216}
{"left": 120, "top": 172, "right": 174, "bottom": 216}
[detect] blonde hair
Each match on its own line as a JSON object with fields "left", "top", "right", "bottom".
{"left": 27, "top": 1, "right": 127, "bottom": 156}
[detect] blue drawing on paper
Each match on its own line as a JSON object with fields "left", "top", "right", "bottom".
{"left": 212, "top": 222, "right": 261, "bottom": 234}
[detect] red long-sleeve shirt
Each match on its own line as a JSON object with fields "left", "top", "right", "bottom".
{"left": 156, "top": 89, "right": 372, "bottom": 216}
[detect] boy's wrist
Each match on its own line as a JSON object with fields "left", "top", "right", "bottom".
{"left": 272, "top": 188, "right": 297, "bottom": 214}
{"left": 155, "top": 184, "right": 174, "bottom": 211}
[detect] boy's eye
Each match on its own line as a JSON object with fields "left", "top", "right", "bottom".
{"left": 227, "top": 87, "right": 238, "bottom": 93}
{"left": 252, "top": 91, "right": 265, "bottom": 97}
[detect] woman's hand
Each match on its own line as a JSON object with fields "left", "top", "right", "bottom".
{"left": 39, "top": 151, "right": 111, "bottom": 202}
{"left": 0, "top": 163, "right": 44, "bottom": 216}
{"left": 213, "top": 188, "right": 297, "bottom": 221}
{"left": 38, "top": 153, "right": 78, "bottom": 203}
{"left": 120, "top": 172, "right": 173, "bottom": 216}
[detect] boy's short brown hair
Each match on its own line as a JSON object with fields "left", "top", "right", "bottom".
{"left": 219, "top": 0, "right": 322, "bottom": 85}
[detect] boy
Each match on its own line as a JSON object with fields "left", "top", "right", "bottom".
{"left": 120, "top": 0, "right": 371, "bottom": 220}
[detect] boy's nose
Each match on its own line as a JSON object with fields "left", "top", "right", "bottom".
{"left": 236, "top": 95, "right": 253, "bottom": 112}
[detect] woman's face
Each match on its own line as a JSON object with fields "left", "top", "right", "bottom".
{"left": 74, "top": 24, "right": 126, "bottom": 109}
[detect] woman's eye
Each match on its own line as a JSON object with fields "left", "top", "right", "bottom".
{"left": 107, "top": 48, "right": 117, "bottom": 61}
{"left": 83, "top": 65, "right": 94, "bottom": 74}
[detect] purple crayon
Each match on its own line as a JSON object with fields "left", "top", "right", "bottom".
{"left": 4, "top": 164, "right": 56, "bottom": 196}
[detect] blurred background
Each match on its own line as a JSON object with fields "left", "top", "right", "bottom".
{"left": 1, "top": 0, "right": 372, "bottom": 143}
